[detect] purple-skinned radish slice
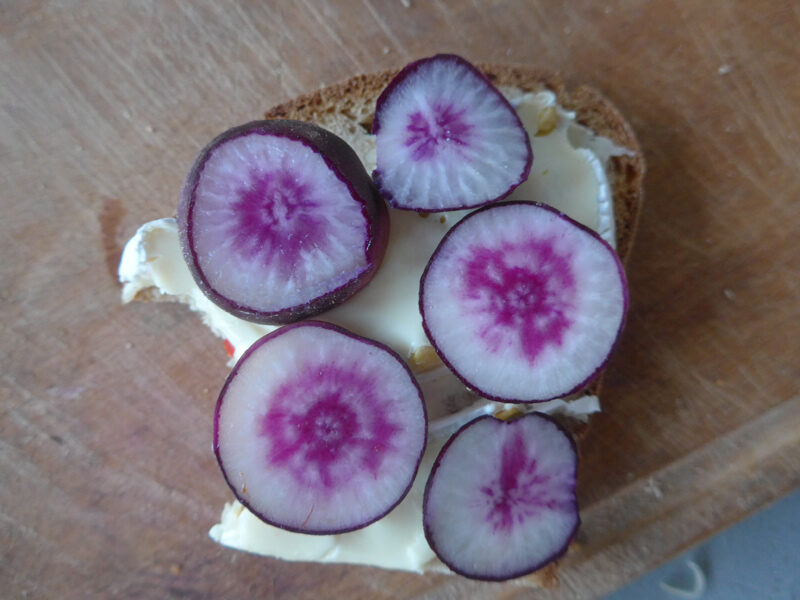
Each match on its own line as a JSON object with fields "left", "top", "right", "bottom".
{"left": 372, "top": 54, "right": 532, "bottom": 211}
{"left": 178, "top": 120, "right": 388, "bottom": 325}
{"left": 214, "top": 321, "right": 427, "bottom": 534}
{"left": 420, "top": 201, "right": 628, "bottom": 403}
{"left": 423, "top": 413, "right": 579, "bottom": 581}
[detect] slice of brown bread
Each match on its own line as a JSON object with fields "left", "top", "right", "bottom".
{"left": 265, "top": 64, "right": 644, "bottom": 264}
{"left": 264, "top": 64, "right": 645, "bottom": 587}
{"left": 265, "top": 65, "right": 645, "bottom": 414}
{"left": 121, "top": 63, "right": 643, "bottom": 587}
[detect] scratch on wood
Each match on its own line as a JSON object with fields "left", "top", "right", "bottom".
{"left": 635, "top": 321, "right": 766, "bottom": 410}
{"left": 679, "top": 2, "right": 797, "bottom": 173}
{"left": 361, "top": 0, "right": 408, "bottom": 58}
{"left": 527, "top": 1, "right": 567, "bottom": 56}
{"left": 38, "top": 48, "right": 95, "bottom": 120}
{"left": 228, "top": 2, "right": 304, "bottom": 96}
{"left": 3, "top": 374, "right": 36, "bottom": 402}
{"left": 298, "top": 0, "right": 367, "bottom": 73}
{"left": 698, "top": 20, "right": 793, "bottom": 161}
{"left": 0, "top": 511, "right": 82, "bottom": 570}
{"left": 432, "top": 0, "right": 462, "bottom": 44}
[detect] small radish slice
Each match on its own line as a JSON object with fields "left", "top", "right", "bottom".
{"left": 214, "top": 321, "right": 427, "bottom": 534}
{"left": 423, "top": 413, "right": 579, "bottom": 581}
{"left": 179, "top": 120, "right": 388, "bottom": 325}
{"left": 372, "top": 54, "right": 532, "bottom": 212}
{"left": 420, "top": 201, "right": 627, "bottom": 403}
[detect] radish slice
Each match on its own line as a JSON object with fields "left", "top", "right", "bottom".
{"left": 372, "top": 54, "right": 532, "bottom": 211}
{"left": 420, "top": 201, "right": 627, "bottom": 403}
{"left": 179, "top": 120, "right": 388, "bottom": 325}
{"left": 423, "top": 413, "right": 579, "bottom": 581}
{"left": 214, "top": 321, "right": 427, "bottom": 534}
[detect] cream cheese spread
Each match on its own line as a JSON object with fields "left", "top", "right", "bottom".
{"left": 118, "top": 90, "right": 631, "bottom": 573}
{"left": 209, "top": 394, "right": 599, "bottom": 573}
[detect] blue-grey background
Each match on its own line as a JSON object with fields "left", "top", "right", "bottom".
{"left": 607, "top": 489, "right": 800, "bottom": 600}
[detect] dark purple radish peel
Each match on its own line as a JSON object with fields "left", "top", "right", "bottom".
{"left": 420, "top": 202, "right": 628, "bottom": 403}
{"left": 423, "top": 413, "right": 579, "bottom": 581}
{"left": 373, "top": 54, "right": 532, "bottom": 212}
{"left": 179, "top": 120, "right": 388, "bottom": 325}
{"left": 214, "top": 321, "right": 427, "bottom": 534}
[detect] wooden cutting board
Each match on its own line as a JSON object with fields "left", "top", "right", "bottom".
{"left": 2, "top": 1, "right": 798, "bottom": 598}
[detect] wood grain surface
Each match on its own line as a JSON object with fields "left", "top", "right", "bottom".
{"left": 2, "top": 1, "right": 799, "bottom": 598}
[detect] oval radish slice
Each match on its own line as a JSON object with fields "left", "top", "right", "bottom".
{"left": 214, "top": 321, "right": 427, "bottom": 534}
{"left": 179, "top": 120, "right": 388, "bottom": 325}
{"left": 420, "top": 201, "right": 627, "bottom": 403}
{"left": 372, "top": 54, "right": 532, "bottom": 212}
{"left": 423, "top": 413, "right": 579, "bottom": 581}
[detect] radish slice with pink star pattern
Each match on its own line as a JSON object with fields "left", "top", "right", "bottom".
{"left": 214, "top": 321, "right": 427, "bottom": 534}
{"left": 372, "top": 54, "right": 532, "bottom": 211}
{"left": 420, "top": 201, "right": 628, "bottom": 403}
{"left": 178, "top": 120, "right": 388, "bottom": 325}
{"left": 423, "top": 413, "right": 579, "bottom": 581}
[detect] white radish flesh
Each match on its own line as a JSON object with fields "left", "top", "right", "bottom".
{"left": 373, "top": 54, "right": 532, "bottom": 211}
{"left": 420, "top": 201, "right": 627, "bottom": 402}
{"left": 179, "top": 120, "right": 388, "bottom": 325}
{"left": 423, "top": 413, "right": 579, "bottom": 581}
{"left": 214, "top": 321, "right": 427, "bottom": 534}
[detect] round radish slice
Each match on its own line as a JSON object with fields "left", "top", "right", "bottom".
{"left": 179, "top": 120, "right": 388, "bottom": 325}
{"left": 214, "top": 321, "right": 427, "bottom": 534}
{"left": 423, "top": 413, "right": 579, "bottom": 581}
{"left": 372, "top": 54, "right": 532, "bottom": 212}
{"left": 420, "top": 201, "right": 627, "bottom": 403}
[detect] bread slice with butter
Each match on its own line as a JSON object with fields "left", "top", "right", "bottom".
{"left": 265, "top": 64, "right": 643, "bottom": 264}
{"left": 119, "top": 62, "right": 644, "bottom": 586}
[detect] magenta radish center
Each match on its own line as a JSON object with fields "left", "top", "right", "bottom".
{"left": 421, "top": 203, "right": 627, "bottom": 402}
{"left": 405, "top": 103, "right": 472, "bottom": 161}
{"left": 229, "top": 169, "right": 327, "bottom": 275}
{"left": 190, "top": 134, "right": 369, "bottom": 312}
{"left": 423, "top": 415, "right": 578, "bottom": 580}
{"left": 462, "top": 239, "right": 576, "bottom": 366}
{"left": 480, "top": 431, "right": 571, "bottom": 533}
{"left": 215, "top": 323, "right": 426, "bottom": 532}
{"left": 260, "top": 365, "right": 400, "bottom": 492}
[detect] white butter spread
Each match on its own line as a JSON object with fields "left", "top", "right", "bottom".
{"left": 118, "top": 90, "right": 630, "bottom": 573}
{"left": 209, "top": 395, "right": 600, "bottom": 573}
